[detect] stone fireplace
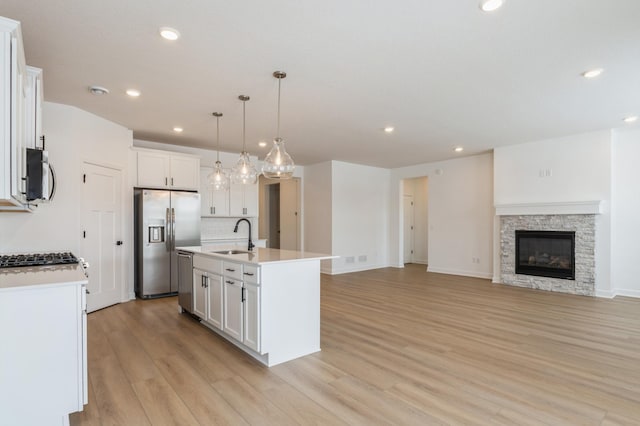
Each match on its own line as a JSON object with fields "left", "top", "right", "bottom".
{"left": 496, "top": 202, "right": 602, "bottom": 296}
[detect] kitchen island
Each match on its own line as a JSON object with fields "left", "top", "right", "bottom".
{"left": 177, "top": 245, "right": 335, "bottom": 366}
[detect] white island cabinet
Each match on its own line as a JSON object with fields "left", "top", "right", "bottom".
{"left": 182, "top": 246, "right": 335, "bottom": 366}
{"left": 0, "top": 265, "right": 88, "bottom": 426}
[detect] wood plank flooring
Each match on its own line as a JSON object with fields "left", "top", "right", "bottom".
{"left": 70, "top": 265, "right": 640, "bottom": 425}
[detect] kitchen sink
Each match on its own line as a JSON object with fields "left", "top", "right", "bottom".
{"left": 210, "top": 250, "right": 250, "bottom": 255}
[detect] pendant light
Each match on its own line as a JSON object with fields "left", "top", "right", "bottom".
{"left": 231, "top": 95, "right": 258, "bottom": 185}
{"left": 207, "top": 112, "right": 229, "bottom": 191}
{"left": 262, "top": 71, "right": 295, "bottom": 180}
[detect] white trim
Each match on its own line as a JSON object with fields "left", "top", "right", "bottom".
{"left": 427, "top": 266, "right": 493, "bottom": 280}
{"left": 595, "top": 289, "right": 616, "bottom": 298}
{"left": 495, "top": 201, "right": 603, "bottom": 216}
{"left": 613, "top": 288, "right": 640, "bottom": 298}
{"left": 492, "top": 275, "right": 501, "bottom": 284}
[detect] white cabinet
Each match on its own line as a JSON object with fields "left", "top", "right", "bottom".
{"left": 243, "top": 281, "right": 261, "bottom": 351}
{"left": 199, "top": 166, "right": 229, "bottom": 216}
{"left": 136, "top": 149, "right": 199, "bottom": 190}
{"left": 229, "top": 182, "right": 258, "bottom": 217}
{"left": 223, "top": 277, "right": 244, "bottom": 342}
{"left": 0, "top": 17, "right": 29, "bottom": 209}
{"left": 193, "top": 256, "right": 224, "bottom": 330}
{"left": 0, "top": 280, "right": 88, "bottom": 424}
{"left": 193, "top": 268, "right": 207, "bottom": 320}
{"left": 207, "top": 273, "right": 223, "bottom": 330}
{"left": 25, "top": 66, "right": 43, "bottom": 150}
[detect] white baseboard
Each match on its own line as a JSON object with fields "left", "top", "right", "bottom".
{"left": 612, "top": 288, "right": 640, "bottom": 298}
{"left": 492, "top": 275, "right": 501, "bottom": 284}
{"left": 427, "top": 266, "right": 493, "bottom": 280}
{"left": 326, "top": 263, "right": 387, "bottom": 275}
{"left": 595, "top": 290, "right": 616, "bottom": 298}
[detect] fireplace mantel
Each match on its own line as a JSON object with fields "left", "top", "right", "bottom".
{"left": 495, "top": 201, "right": 603, "bottom": 216}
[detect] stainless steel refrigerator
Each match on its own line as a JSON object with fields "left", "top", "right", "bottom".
{"left": 134, "top": 189, "right": 201, "bottom": 298}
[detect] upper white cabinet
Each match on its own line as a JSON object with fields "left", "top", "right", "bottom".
{"left": 135, "top": 149, "right": 199, "bottom": 190}
{"left": 229, "top": 182, "right": 258, "bottom": 217}
{"left": 199, "top": 166, "right": 229, "bottom": 216}
{"left": 199, "top": 166, "right": 257, "bottom": 217}
{"left": 25, "top": 66, "right": 43, "bottom": 150}
{"left": 0, "top": 17, "right": 29, "bottom": 209}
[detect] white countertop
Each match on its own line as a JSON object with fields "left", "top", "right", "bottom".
{"left": 178, "top": 245, "right": 336, "bottom": 265}
{"left": 0, "top": 263, "right": 88, "bottom": 291}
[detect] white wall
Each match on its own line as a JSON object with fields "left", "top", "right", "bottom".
{"left": 611, "top": 128, "right": 640, "bottom": 297}
{"left": 331, "top": 161, "right": 390, "bottom": 274}
{"left": 0, "top": 102, "right": 134, "bottom": 298}
{"left": 493, "top": 130, "right": 613, "bottom": 294}
{"left": 390, "top": 153, "right": 494, "bottom": 279}
{"left": 303, "top": 161, "right": 332, "bottom": 273}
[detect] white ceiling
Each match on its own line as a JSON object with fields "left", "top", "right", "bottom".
{"left": 2, "top": 0, "right": 639, "bottom": 168}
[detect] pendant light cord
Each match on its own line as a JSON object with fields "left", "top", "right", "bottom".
{"left": 277, "top": 77, "right": 281, "bottom": 139}
{"left": 216, "top": 115, "right": 220, "bottom": 162}
{"left": 242, "top": 99, "right": 246, "bottom": 152}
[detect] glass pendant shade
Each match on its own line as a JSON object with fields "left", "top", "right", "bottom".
{"left": 207, "top": 160, "right": 229, "bottom": 191}
{"left": 231, "top": 151, "right": 258, "bottom": 184}
{"left": 262, "top": 138, "right": 295, "bottom": 179}
{"left": 263, "top": 70, "right": 295, "bottom": 180}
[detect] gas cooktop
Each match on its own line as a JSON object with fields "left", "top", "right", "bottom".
{"left": 0, "top": 252, "right": 79, "bottom": 269}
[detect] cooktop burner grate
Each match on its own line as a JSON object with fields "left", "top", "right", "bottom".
{"left": 0, "top": 252, "right": 79, "bottom": 268}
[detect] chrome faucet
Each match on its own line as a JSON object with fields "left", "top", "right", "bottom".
{"left": 233, "top": 218, "right": 254, "bottom": 251}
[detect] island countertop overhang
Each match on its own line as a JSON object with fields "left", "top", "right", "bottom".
{"left": 177, "top": 245, "right": 336, "bottom": 266}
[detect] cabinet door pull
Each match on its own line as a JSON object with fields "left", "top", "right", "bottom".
{"left": 205, "top": 277, "right": 209, "bottom": 288}
{"left": 243, "top": 272, "right": 254, "bottom": 276}
{"left": 241, "top": 287, "right": 246, "bottom": 302}
{"left": 210, "top": 206, "right": 213, "bottom": 214}
{"left": 165, "top": 177, "right": 168, "bottom": 186}
{"left": 213, "top": 206, "right": 216, "bottom": 214}
{"left": 226, "top": 268, "right": 235, "bottom": 272}
{"left": 225, "top": 280, "right": 235, "bottom": 284}
{"left": 171, "top": 177, "right": 174, "bottom": 186}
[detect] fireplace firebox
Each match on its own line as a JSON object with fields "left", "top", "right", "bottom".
{"left": 515, "top": 230, "right": 575, "bottom": 280}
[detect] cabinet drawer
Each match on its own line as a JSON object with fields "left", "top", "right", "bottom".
{"left": 193, "top": 255, "right": 222, "bottom": 274}
{"left": 242, "top": 265, "right": 260, "bottom": 284}
{"left": 222, "top": 261, "right": 243, "bottom": 280}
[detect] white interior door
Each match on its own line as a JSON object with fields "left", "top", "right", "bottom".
{"left": 280, "top": 178, "right": 301, "bottom": 251}
{"left": 403, "top": 195, "right": 414, "bottom": 264}
{"left": 81, "top": 163, "right": 123, "bottom": 312}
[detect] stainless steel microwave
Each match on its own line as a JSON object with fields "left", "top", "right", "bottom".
{"left": 26, "top": 148, "right": 53, "bottom": 202}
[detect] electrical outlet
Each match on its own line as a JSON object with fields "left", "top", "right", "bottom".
{"left": 345, "top": 256, "right": 355, "bottom": 264}
{"left": 358, "top": 255, "right": 367, "bottom": 262}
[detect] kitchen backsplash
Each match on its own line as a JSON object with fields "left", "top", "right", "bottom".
{"left": 201, "top": 217, "right": 256, "bottom": 241}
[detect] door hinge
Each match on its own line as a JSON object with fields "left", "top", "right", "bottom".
{"left": 83, "top": 174, "right": 86, "bottom": 183}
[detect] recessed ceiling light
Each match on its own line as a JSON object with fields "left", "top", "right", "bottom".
{"left": 88, "top": 85, "right": 109, "bottom": 95}
{"left": 454, "top": 147, "right": 464, "bottom": 153}
{"left": 623, "top": 116, "right": 638, "bottom": 123}
{"left": 126, "top": 89, "right": 141, "bottom": 97}
{"left": 480, "top": 0, "right": 504, "bottom": 12}
{"left": 173, "top": 127, "right": 183, "bottom": 133}
{"left": 384, "top": 126, "right": 394, "bottom": 133}
{"left": 159, "top": 27, "right": 180, "bottom": 41}
{"left": 582, "top": 68, "right": 603, "bottom": 79}
{"left": 258, "top": 141, "right": 268, "bottom": 148}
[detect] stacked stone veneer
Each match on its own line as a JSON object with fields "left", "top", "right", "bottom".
{"left": 500, "top": 214, "right": 596, "bottom": 296}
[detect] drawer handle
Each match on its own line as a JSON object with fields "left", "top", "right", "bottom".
{"left": 225, "top": 280, "right": 235, "bottom": 284}
{"left": 226, "top": 268, "right": 236, "bottom": 272}
{"left": 244, "top": 272, "right": 254, "bottom": 276}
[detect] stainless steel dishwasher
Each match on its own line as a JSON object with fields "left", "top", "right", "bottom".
{"left": 176, "top": 251, "right": 193, "bottom": 313}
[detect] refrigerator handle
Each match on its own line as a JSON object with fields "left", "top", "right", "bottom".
{"left": 171, "top": 207, "right": 176, "bottom": 250}
{"left": 166, "top": 207, "right": 172, "bottom": 252}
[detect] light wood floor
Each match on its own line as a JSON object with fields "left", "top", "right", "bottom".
{"left": 70, "top": 264, "right": 640, "bottom": 425}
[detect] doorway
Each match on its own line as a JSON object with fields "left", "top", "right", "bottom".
{"left": 401, "top": 177, "right": 429, "bottom": 266}
{"left": 259, "top": 177, "right": 301, "bottom": 250}
{"left": 81, "top": 162, "right": 124, "bottom": 312}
